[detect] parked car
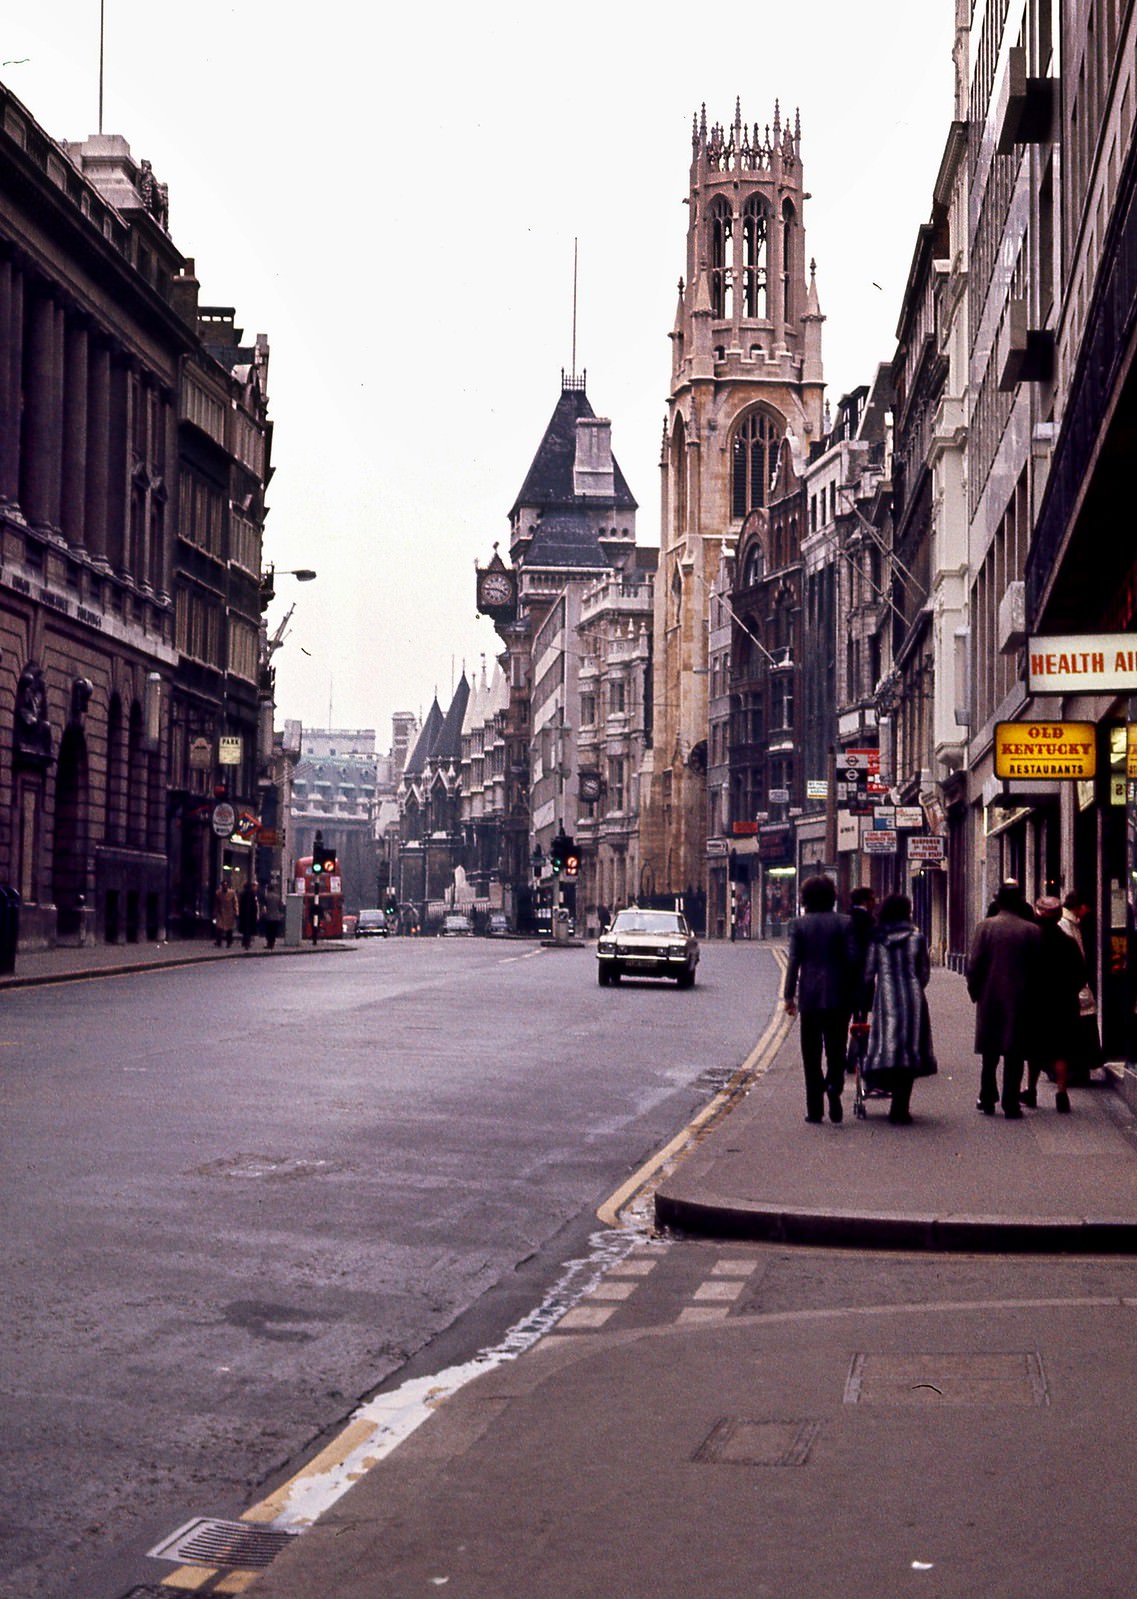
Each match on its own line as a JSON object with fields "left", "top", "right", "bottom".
{"left": 439, "top": 913, "right": 474, "bottom": 937}
{"left": 355, "top": 909, "right": 389, "bottom": 938}
{"left": 486, "top": 913, "right": 511, "bottom": 936}
{"left": 596, "top": 908, "right": 699, "bottom": 988}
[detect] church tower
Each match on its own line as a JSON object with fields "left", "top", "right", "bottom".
{"left": 638, "top": 100, "right": 824, "bottom": 916}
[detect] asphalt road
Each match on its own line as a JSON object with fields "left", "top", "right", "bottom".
{"left": 0, "top": 935, "right": 777, "bottom": 1599}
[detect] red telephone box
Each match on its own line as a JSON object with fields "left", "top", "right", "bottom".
{"left": 295, "top": 856, "right": 344, "bottom": 940}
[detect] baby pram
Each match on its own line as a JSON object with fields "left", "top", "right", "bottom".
{"left": 848, "top": 1019, "right": 889, "bottom": 1119}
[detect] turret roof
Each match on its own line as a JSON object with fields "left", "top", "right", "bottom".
{"left": 510, "top": 384, "right": 636, "bottom": 519}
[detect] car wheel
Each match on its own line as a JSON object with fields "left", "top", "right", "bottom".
{"left": 677, "top": 968, "right": 695, "bottom": 989}
{"left": 597, "top": 965, "right": 610, "bottom": 987}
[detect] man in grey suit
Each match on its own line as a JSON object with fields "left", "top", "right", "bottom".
{"left": 966, "top": 880, "right": 1042, "bottom": 1117}
{"left": 783, "top": 875, "right": 855, "bottom": 1123}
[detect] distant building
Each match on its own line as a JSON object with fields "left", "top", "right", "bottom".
{"left": 639, "top": 102, "right": 825, "bottom": 929}
{"left": 289, "top": 728, "right": 377, "bottom": 912}
{"left": 476, "top": 374, "right": 639, "bottom": 933}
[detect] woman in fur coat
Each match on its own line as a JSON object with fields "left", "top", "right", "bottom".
{"left": 863, "top": 893, "right": 937, "bottom": 1124}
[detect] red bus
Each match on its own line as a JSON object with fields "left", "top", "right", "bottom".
{"left": 294, "top": 856, "right": 344, "bottom": 941}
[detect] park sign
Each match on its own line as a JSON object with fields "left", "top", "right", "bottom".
{"left": 1028, "top": 634, "right": 1137, "bottom": 694}
{"left": 994, "top": 721, "right": 1096, "bottom": 780}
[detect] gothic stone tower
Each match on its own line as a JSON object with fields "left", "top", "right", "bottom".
{"left": 638, "top": 100, "right": 824, "bottom": 914}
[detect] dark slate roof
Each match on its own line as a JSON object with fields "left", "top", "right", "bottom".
{"left": 510, "top": 385, "right": 637, "bottom": 519}
{"left": 431, "top": 675, "right": 470, "bottom": 764}
{"left": 524, "top": 510, "right": 612, "bottom": 570}
{"left": 403, "top": 698, "right": 443, "bottom": 778}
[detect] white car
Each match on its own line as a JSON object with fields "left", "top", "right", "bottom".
{"left": 596, "top": 909, "right": 699, "bottom": 988}
{"left": 439, "top": 913, "right": 474, "bottom": 937}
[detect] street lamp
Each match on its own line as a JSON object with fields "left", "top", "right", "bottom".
{"left": 259, "top": 564, "right": 317, "bottom": 610}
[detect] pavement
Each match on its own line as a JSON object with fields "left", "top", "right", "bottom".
{"left": 14, "top": 940, "right": 1137, "bottom": 1596}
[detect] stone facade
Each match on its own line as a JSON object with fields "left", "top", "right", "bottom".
{"left": 639, "top": 102, "right": 825, "bottom": 926}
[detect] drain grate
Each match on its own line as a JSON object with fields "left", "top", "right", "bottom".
{"left": 693, "top": 1416, "right": 820, "bottom": 1466}
{"left": 844, "top": 1351, "right": 1049, "bottom": 1406}
{"left": 147, "top": 1516, "right": 296, "bottom": 1570}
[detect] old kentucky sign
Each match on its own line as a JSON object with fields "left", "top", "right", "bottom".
{"left": 994, "top": 721, "right": 1096, "bottom": 780}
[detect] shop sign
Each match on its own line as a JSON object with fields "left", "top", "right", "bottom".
{"left": 189, "top": 736, "right": 213, "bottom": 770}
{"left": 1128, "top": 725, "right": 1137, "bottom": 780}
{"left": 1028, "top": 636, "right": 1137, "bottom": 693}
{"left": 908, "top": 835, "right": 946, "bottom": 861}
{"left": 257, "top": 827, "right": 281, "bottom": 847}
{"left": 732, "top": 820, "right": 759, "bottom": 835}
{"left": 806, "top": 779, "right": 828, "bottom": 799}
{"left": 873, "top": 806, "right": 895, "bottom": 828}
{"left": 896, "top": 806, "right": 925, "bottom": 829}
{"left": 211, "top": 801, "right": 236, "bottom": 838}
{"left": 994, "top": 721, "right": 1096, "bottom": 779}
{"left": 837, "top": 811, "right": 861, "bottom": 852}
{"left": 218, "top": 735, "right": 242, "bottom": 765}
{"left": 758, "top": 822, "right": 793, "bottom": 861}
{"left": 864, "top": 830, "right": 897, "bottom": 854}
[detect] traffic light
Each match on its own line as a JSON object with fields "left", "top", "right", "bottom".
{"left": 550, "top": 832, "right": 568, "bottom": 875}
{"left": 563, "top": 845, "right": 580, "bottom": 878}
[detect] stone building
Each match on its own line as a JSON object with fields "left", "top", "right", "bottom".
{"left": 639, "top": 101, "right": 825, "bottom": 929}
{"left": 0, "top": 90, "right": 271, "bottom": 950}
{"left": 289, "top": 728, "right": 379, "bottom": 914}
{"left": 476, "top": 375, "right": 640, "bottom": 930}
{"left": 395, "top": 678, "right": 470, "bottom": 929}
{"left": 574, "top": 549, "right": 656, "bottom": 934}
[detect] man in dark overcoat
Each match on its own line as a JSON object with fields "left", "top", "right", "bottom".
{"left": 783, "top": 874, "right": 855, "bottom": 1123}
{"left": 966, "top": 880, "right": 1043, "bottom": 1117}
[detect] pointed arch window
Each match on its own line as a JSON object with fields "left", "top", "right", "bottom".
{"left": 782, "top": 200, "right": 796, "bottom": 323}
{"left": 671, "top": 416, "right": 687, "bottom": 543}
{"left": 742, "top": 541, "right": 765, "bottom": 588}
{"left": 709, "top": 197, "right": 733, "bottom": 319}
{"left": 742, "top": 198, "right": 768, "bottom": 318}
{"left": 731, "top": 410, "right": 781, "bottom": 519}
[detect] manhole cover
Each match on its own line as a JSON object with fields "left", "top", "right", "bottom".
{"left": 694, "top": 1416, "right": 820, "bottom": 1466}
{"left": 844, "top": 1351, "right": 1049, "bottom": 1406}
{"left": 148, "top": 1517, "right": 296, "bottom": 1570}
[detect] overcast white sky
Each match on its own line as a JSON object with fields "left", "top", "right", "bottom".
{"left": 4, "top": 1, "right": 956, "bottom": 746}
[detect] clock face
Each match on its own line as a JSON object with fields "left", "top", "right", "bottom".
{"left": 479, "top": 571, "right": 514, "bottom": 609}
{"left": 579, "top": 773, "right": 602, "bottom": 802}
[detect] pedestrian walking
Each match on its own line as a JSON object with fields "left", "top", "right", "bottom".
{"left": 212, "top": 879, "right": 238, "bottom": 947}
{"left": 862, "top": 893, "right": 937, "bottom": 1124}
{"left": 1059, "top": 890, "right": 1102, "bottom": 1081}
{"left": 1024, "top": 896, "right": 1087, "bottom": 1112}
{"left": 783, "top": 874, "right": 854, "bottom": 1124}
{"left": 262, "top": 880, "right": 283, "bottom": 950}
{"left": 848, "top": 886, "right": 877, "bottom": 1024}
{"left": 966, "top": 879, "right": 1042, "bottom": 1117}
{"left": 238, "top": 878, "right": 259, "bottom": 951}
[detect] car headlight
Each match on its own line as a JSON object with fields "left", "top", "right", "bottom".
{"left": 598, "top": 940, "right": 614, "bottom": 954}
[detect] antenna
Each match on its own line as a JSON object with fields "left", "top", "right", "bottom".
{"left": 98, "top": 0, "right": 105, "bottom": 133}
{"left": 571, "top": 237, "right": 578, "bottom": 381}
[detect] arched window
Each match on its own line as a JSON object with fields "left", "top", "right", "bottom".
{"left": 670, "top": 564, "right": 683, "bottom": 625}
{"left": 731, "top": 410, "right": 781, "bottom": 519}
{"left": 782, "top": 200, "right": 796, "bottom": 322}
{"left": 671, "top": 415, "right": 687, "bottom": 543}
{"left": 742, "top": 541, "right": 765, "bottom": 587}
{"left": 742, "top": 197, "right": 768, "bottom": 318}
{"left": 709, "top": 197, "right": 733, "bottom": 318}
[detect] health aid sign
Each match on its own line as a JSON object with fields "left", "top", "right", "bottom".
{"left": 1028, "top": 635, "right": 1137, "bottom": 694}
